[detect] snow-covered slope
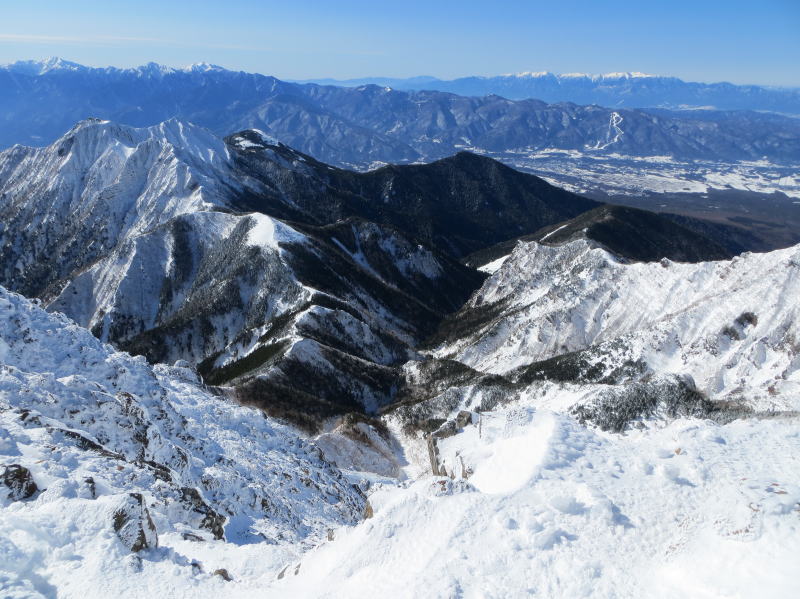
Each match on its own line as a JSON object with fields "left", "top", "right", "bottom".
{"left": 0, "top": 117, "right": 238, "bottom": 299}
{"left": 3, "top": 284, "right": 798, "bottom": 598}
{"left": 437, "top": 239, "right": 800, "bottom": 410}
{"left": 278, "top": 400, "right": 800, "bottom": 598}
{"left": 0, "top": 285, "right": 364, "bottom": 596}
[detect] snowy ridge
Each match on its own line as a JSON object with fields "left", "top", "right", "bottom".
{"left": 1, "top": 118, "right": 482, "bottom": 418}
{"left": 439, "top": 239, "right": 800, "bottom": 410}
{"left": 0, "top": 119, "right": 320, "bottom": 378}
{"left": 0, "top": 57, "right": 228, "bottom": 77}
{"left": 0, "top": 117, "right": 234, "bottom": 255}
{"left": 503, "top": 70, "right": 658, "bottom": 80}
{"left": 0, "top": 285, "right": 364, "bottom": 596}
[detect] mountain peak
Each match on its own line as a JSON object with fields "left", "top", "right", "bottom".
{"left": 183, "top": 62, "right": 227, "bottom": 73}
{"left": 3, "top": 56, "right": 86, "bottom": 75}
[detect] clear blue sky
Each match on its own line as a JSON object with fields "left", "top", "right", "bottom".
{"left": 1, "top": 0, "right": 798, "bottom": 86}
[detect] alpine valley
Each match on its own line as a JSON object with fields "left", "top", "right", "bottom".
{"left": 0, "top": 62, "right": 799, "bottom": 599}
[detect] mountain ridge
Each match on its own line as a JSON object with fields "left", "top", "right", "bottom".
{"left": 2, "top": 59, "right": 799, "bottom": 167}
{"left": 0, "top": 117, "right": 745, "bottom": 430}
{"left": 295, "top": 69, "right": 800, "bottom": 113}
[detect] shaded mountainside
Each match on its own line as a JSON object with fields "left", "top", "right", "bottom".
{"left": 0, "top": 121, "right": 481, "bottom": 427}
{"left": 2, "top": 60, "right": 800, "bottom": 167}
{"left": 465, "top": 204, "right": 735, "bottom": 268}
{"left": 229, "top": 133, "right": 600, "bottom": 257}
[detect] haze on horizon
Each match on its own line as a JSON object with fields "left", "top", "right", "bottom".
{"left": 1, "top": 0, "right": 799, "bottom": 87}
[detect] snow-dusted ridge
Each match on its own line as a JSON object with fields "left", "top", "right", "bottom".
{"left": 1, "top": 57, "right": 230, "bottom": 77}
{"left": 0, "top": 118, "right": 486, "bottom": 419}
{"left": 438, "top": 238, "right": 800, "bottom": 411}
{"left": 502, "top": 70, "right": 658, "bottom": 80}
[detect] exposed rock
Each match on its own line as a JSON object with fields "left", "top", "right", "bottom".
{"left": 83, "top": 476, "right": 96, "bottom": 499}
{"left": 213, "top": 568, "right": 232, "bottom": 581}
{"left": 455, "top": 410, "right": 473, "bottom": 429}
{"left": 111, "top": 493, "right": 159, "bottom": 552}
{"left": 1, "top": 464, "right": 38, "bottom": 500}
{"left": 178, "top": 487, "right": 226, "bottom": 541}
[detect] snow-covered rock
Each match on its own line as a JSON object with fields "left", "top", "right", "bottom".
{"left": 0, "top": 285, "right": 364, "bottom": 593}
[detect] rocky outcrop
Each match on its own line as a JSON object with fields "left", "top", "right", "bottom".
{"left": 1, "top": 464, "right": 38, "bottom": 500}
{"left": 111, "top": 493, "right": 158, "bottom": 552}
{"left": 178, "top": 487, "right": 226, "bottom": 541}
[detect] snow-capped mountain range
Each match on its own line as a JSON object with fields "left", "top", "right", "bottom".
{"left": 1, "top": 58, "right": 799, "bottom": 168}
{"left": 300, "top": 69, "right": 800, "bottom": 113}
{"left": 2, "top": 115, "right": 792, "bottom": 427}
{"left": 0, "top": 118, "right": 496, "bottom": 422}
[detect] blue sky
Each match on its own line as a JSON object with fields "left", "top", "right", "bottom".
{"left": 1, "top": 0, "right": 798, "bottom": 85}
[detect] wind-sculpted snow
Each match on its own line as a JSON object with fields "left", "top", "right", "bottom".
{"left": 437, "top": 240, "right": 800, "bottom": 410}
{"left": 0, "top": 285, "right": 364, "bottom": 595}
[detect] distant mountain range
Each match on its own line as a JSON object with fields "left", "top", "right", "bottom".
{"left": 1, "top": 59, "right": 799, "bottom": 168}
{"left": 297, "top": 71, "right": 800, "bottom": 114}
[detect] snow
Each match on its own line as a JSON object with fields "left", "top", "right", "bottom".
{"left": 232, "top": 130, "right": 281, "bottom": 150}
{"left": 276, "top": 403, "right": 800, "bottom": 598}
{"left": 463, "top": 410, "right": 554, "bottom": 494}
{"left": 441, "top": 240, "right": 800, "bottom": 410}
{"left": 0, "top": 285, "right": 364, "bottom": 597}
{"left": 486, "top": 148, "right": 800, "bottom": 198}
{"left": 590, "top": 111, "right": 624, "bottom": 150}
{"left": 539, "top": 222, "right": 569, "bottom": 242}
{"left": 477, "top": 254, "right": 510, "bottom": 273}
{"left": 503, "top": 71, "right": 656, "bottom": 80}
{"left": 245, "top": 213, "right": 304, "bottom": 250}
